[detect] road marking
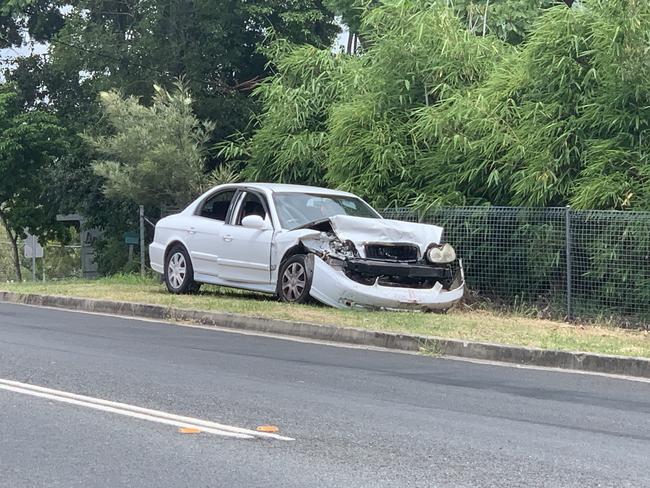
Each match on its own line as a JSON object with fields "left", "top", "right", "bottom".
{"left": 0, "top": 378, "right": 294, "bottom": 441}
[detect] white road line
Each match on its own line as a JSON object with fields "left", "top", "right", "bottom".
{"left": 0, "top": 378, "right": 294, "bottom": 441}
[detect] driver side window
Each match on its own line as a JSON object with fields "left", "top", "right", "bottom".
{"left": 198, "top": 190, "right": 236, "bottom": 221}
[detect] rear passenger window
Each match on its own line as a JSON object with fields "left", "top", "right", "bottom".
{"left": 198, "top": 190, "right": 236, "bottom": 221}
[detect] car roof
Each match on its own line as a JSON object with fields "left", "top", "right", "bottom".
{"left": 230, "top": 182, "right": 357, "bottom": 197}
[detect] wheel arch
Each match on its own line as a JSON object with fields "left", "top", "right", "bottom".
{"left": 275, "top": 244, "right": 312, "bottom": 296}
{"left": 163, "top": 239, "right": 201, "bottom": 294}
{"left": 279, "top": 243, "right": 309, "bottom": 265}
{"left": 164, "top": 240, "right": 191, "bottom": 266}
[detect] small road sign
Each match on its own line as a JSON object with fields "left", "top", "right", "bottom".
{"left": 123, "top": 232, "right": 139, "bottom": 246}
{"left": 24, "top": 234, "right": 43, "bottom": 259}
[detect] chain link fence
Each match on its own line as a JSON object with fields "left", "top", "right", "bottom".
{"left": 3, "top": 205, "right": 649, "bottom": 327}
{"left": 383, "top": 206, "right": 650, "bottom": 327}
{"left": 0, "top": 240, "right": 82, "bottom": 282}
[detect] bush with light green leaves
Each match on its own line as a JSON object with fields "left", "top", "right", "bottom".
{"left": 90, "top": 80, "right": 215, "bottom": 210}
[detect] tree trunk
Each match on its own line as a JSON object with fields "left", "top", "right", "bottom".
{"left": 0, "top": 211, "right": 22, "bottom": 282}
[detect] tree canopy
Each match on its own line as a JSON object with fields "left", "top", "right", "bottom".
{"left": 1, "top": 0, "right": 343, "bottom": 274}
{"left": 3, "top": 0, "right": 340, "bottom": 139}
{"left": 0, "top": 84, "right": 68, "bottom": 280}
{"left": 226, "top": 0, "right": 650, "bottom": 211}
{"left": 90, "top": 80, "right": 214, "bottom": 210}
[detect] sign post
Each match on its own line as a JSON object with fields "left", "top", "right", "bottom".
{"left": 123, "top": 231, "right": 139, "bottom": 267}
{"left": 24, "top": 233, "right": 43, "bottom": 282}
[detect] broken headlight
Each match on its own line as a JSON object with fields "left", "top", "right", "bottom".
{"left": 426, "top": 243, "right": 456, "bottom": 264}
{"left": 329, "top": 238, "right": 358, "bottom": 259}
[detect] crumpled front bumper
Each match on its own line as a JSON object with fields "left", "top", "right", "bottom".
{"left": 309, "top": 255, "right": 465, "bottom": 311}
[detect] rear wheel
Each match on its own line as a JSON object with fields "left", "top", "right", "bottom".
{"left": 164, "top": 245, "right": 201, "bottom": 294}
{"left": 278, "top": 254, "right": 312, "bottom": 304}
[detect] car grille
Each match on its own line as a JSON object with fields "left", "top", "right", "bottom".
{"left": 364, "top": 244, "right": 419, "bottom": 262}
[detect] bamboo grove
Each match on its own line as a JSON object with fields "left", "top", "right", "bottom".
{"left": 223, "top": 0, "right": 650, "bottom": 212}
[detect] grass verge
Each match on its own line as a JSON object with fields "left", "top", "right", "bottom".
{"left": 2, "top": 275, "right": 650, "bottom": 358}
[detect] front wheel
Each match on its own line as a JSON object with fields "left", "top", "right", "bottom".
{"left": 278, "top": 254, "right": 312, "bottom": 304}
{"left": 164, "top": 245, "right": 201, "bottom": 294}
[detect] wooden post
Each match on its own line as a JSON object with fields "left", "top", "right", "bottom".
{"left": 139, "top": 205, "right": 145, "bottom": 277}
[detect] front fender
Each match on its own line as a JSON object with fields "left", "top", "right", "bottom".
{"left": 271, "top": 229, "right": 322, "bottom": 282}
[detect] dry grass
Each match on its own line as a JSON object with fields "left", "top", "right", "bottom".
{"left": 2, "top": 275, "right": 650, "bottom": 358}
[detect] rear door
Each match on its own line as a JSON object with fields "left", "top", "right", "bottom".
{"left": 188, "top": 188, "right": 238, "bottom": 277}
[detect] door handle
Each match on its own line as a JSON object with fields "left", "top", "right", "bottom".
{"left": 188, "top": 227, "right": 196, "bottom": 235}
{"left": 223, "top": 234, "right": 233, "bottom": 242}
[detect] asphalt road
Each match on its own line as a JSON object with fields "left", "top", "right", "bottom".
{"left": 1, "top": 302, "right": 650, "bottom": 487}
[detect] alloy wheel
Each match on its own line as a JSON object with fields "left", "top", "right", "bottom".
{"left": 168, "top": 252, "right": 187, "bottom": 289}
{"left": 282, "top": 262, "right": 306, "bottom": 301}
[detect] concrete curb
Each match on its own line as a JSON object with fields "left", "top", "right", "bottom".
{"left": 2, "top": 291, "right": 649, "bottom": 378}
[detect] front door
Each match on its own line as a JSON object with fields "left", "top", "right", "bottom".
{"left": 217, "top": 191, "right": 274, "bottom": 284}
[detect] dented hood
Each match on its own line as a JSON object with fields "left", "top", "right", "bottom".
{"left": 328, "top": 215, "right": 443, "bottom": 256}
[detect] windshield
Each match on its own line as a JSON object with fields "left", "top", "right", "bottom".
{"left": 273, "top": 192, "right": 381, "bottom": 229}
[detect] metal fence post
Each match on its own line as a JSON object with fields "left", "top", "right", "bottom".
{"left": 139, "top": 205, "right": 145, "bottom": 277}
{"left": 565, "top": 206, "right": 572, "bottom": 320}
{"left": 79, "top": 221, "right": 85, "bottom": 279}
{"left": 31, "top": 245, "right": 36, "bottom": 282}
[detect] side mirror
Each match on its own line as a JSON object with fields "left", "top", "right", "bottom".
{"left": 241, "top": 215, "right": 269, "bottom": 230}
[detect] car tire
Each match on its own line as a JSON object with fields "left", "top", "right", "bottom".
{"left": 277, "top": 254, "right": 312, "bottom": 304}
{"left": 164, "top": 245, "right": 201, "bottom": 294}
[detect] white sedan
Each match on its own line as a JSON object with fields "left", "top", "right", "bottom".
{"left": 149, "top": 183, "right": 464, "bottom": 311}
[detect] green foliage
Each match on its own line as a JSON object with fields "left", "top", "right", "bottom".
{"left": 205, "top": 164, "right": 241, "bottom": 188}
{"left": 326, "top": 1, "right": 507, "bottom": 206}
{"left": 232, "top": 0, "right": 650, "bottom": 213}
{"left": 0, "top": 0, "right": 66, "bottom": 47}
{"left": 0, "top": 228, "right": 25, "bottom": 282}
{"left": 3, "top": 1, "right": 342, "bottom": 276}
{"left": 5, "top": 0, "right": 340, "bottom": 147}
{"left": 414, "top": 0, "right": 650, "bottom": 210}
{"left": 1, "top": 0, "right": 345, "bottom": 278}
{"left": 324, "top": 0, "right": 561, "bottom": 46}
{"left": 223, "top": 40, "right": 354, "bottom": 185}
{"left": 232, "top": 0, "right": 507, "bottom": 205}
{"left": 93, "top": 236, "right": 140, "bottom": 276}
{"left": 90, "top": 80, "right": 214, "bottom": 209}
{"left": 325, "top": 0, "right": 379, "bottom": 35}
{"left": 0, "top": 83, "right": 69, "bottom": 280}
{"left": 449, "top": 0, "right": 561, "bottom": 45}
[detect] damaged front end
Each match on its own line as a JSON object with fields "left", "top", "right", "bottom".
{"left": 299, "top": 217, "right": 465, "bottom": 311}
